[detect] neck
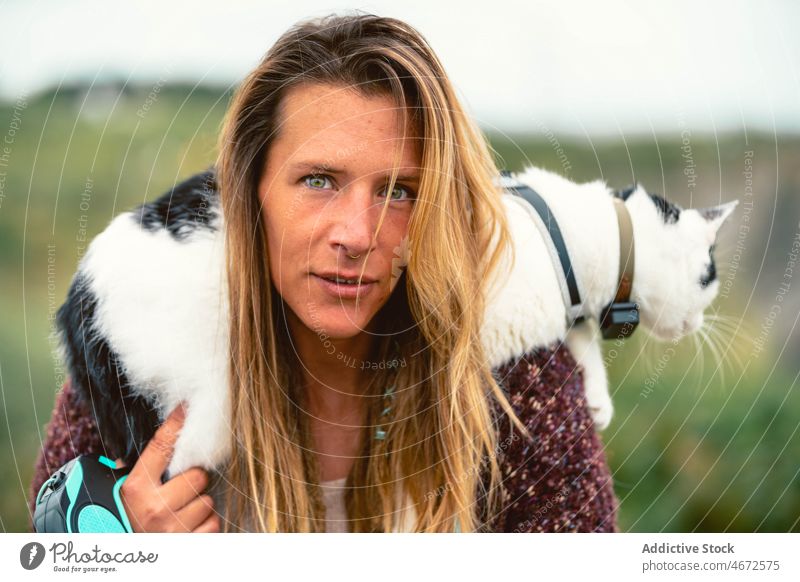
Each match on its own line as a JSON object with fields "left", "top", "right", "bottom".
{"left": 285, "top": 307, "right": 376, "bottom": 423}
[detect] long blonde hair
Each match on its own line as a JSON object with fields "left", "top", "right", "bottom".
{"left": 215, "top": 11, "right": 525, "bottom": 532}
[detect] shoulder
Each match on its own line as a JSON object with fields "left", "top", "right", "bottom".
{"left": 488, "top": 341, "right": 619, "bottom": 532}
{"left": 492, "top": 340, "right": 585, "bottom": 409}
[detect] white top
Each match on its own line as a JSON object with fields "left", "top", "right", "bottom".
{"left": 319, "top": 476, "right": 349, "bottom": 533}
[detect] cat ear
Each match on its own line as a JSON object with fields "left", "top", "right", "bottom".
{"left": 699, "top": 200, "right": 739, "bottom": 233}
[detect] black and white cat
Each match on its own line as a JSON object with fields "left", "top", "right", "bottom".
{"left": 481, "top": 166, "right": 737, "bottom": 429}
{"left": 55, "top": 165, "right": 737, "bottom": 479}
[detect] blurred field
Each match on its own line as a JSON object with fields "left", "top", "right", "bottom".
{"left": 1, "top": 84, "right": 798, "bottom": 532}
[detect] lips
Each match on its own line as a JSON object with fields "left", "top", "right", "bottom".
{"left": 313, "top": 270, "right": 377, "bottom": 283}
{"left": 311, "top": 273, "right": 377, "bottom": 299}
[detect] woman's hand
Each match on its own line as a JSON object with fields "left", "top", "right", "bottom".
{"left": 114, "top": 403, "right": 220, "bottom": 533}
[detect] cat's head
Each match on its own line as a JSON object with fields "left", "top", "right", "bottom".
{"left": 612, "top": 185, "right": 738, "bottom": 341}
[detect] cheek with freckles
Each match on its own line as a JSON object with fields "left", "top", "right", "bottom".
{"left": 262, "top": 203, "right": 304, "bottom": 296}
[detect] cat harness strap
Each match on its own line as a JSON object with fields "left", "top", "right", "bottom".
{"left": 497, "top": 169, "right": 640, "bottom": 340}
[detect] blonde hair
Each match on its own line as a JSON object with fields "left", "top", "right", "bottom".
{"left": 215, "top": 11, "right": 525, "bottom": 532}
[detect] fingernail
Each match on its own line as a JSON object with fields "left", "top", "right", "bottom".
{"left": 175, "top": 401, "right": 188, "bottom": 418}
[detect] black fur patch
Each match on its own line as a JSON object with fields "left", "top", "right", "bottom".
{"left": 700, "top": 243, "right": 717, "bottom": 288}
{"left": 133, "top": 167, "right": 219, "bottom": 240}
{"left": 648, "top": 192, "right": 682, "bottom": 224}
{"left": 56, "top": 271, "right": 161, "bottom": 468}
{"left": 613, "top": 184, "right": 682, "bottom": 224}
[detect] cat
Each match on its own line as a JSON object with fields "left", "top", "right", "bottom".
{"left": 54, "top": 165, "right": 737, "bottom": 479}
{"left": 480, "top": 166, "right": 738, "bottom": 429}
{"left": 56, "top": 169, "right": 230, "bottom": 478}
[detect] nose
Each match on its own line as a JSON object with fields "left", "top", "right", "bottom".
{"left": 327, "top": 185, "right": 379, "bottom": 259}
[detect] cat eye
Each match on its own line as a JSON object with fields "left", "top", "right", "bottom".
{"left": 700, "top": 246, "right": 717, "bottom": 288}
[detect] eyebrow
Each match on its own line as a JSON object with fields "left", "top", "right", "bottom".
{"left": 290, "top": 161, "right": 420, "bottom": 183}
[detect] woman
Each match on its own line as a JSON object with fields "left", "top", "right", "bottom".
{"left": 29, "top": 12, "right": 618, "bottom": 533}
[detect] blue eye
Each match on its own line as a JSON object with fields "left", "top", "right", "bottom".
{"left": 302, "top": 174, "right": 333, "bottom": 190}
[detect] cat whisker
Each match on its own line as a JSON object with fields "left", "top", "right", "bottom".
{"left": 705, "top": 314, "right": 742, "bottom": 351}
{"left": 702, "top": 322, "right": 732, "bottom": 382}
{"left": 686, "top": 325, "right": 705, "bottom": 382}
{"left": 699, "top": 326, "right": 719, "bottom": 386}
{"left": 704, "top": 323, "right": 728, "bottom": 388}
{"left": 703, "top": 327, "right": 721, "bottom": 386}
{"left": 696, "top": 326, "right": 712, "bottom": 383}
{"left": 706, "top": 311, "right": 749, "bottom": 337}
{"left": 705, "top": 312, "right": 749, "bottom": 374}
{"left": 709, "top": 321, "right": 733, "bottom": 387}
{"left": 721, "top": 324, "right": 748, "bottom": 376}
{"left": 702, "top": 310, "right": 750, "bottom": 390}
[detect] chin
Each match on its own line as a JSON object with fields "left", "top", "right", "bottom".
{"left": 320, "top": 323, "right": 369, "bottom": 340}
{"left": 302, "top": 307, "right": 376, "bottom": 339}
{"left": 648, "top": 324, "right": 683, "bottom": 342}
{"left": 684, "top": 313, "right": 705, "bottom": 335}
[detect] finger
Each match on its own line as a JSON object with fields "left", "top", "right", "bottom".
{"left": 192, "top": 512, "right": 221, "bottom": 533}
{"left": 129, "top": 402, "right": 187, "bottom": 486}
{"left": 115, "top": 486, "right": 140, "bottom": 533}
{"left": 173, "top": 494, "right": 215, "bottom": 532}
{"left": 160, "top": 467, "right": 211, "bottom": 509}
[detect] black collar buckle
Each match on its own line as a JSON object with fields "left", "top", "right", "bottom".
{"left": 599, "top": 301, "right": 639, "bottom": 340}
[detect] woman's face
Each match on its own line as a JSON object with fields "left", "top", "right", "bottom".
{"left": 259, "top": 82, "right": 420, "bottom": 340}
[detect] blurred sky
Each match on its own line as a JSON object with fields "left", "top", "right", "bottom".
{"left": 0, "top": 0, "right": 798, "bottom": 135}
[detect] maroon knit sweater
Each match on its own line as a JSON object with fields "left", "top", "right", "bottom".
{"left": 28, "top": 341, "right": 618, "bottom": 532}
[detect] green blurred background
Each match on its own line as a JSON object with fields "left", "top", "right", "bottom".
{"left": 0, "top": 83, "right": 798, "bottom": 533}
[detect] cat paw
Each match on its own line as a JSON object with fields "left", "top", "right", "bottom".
{"left": 582, "top": 365, "right": 614, "bottom": 430}
{"left": 588, "top": 397, "right": 614, "bottom": 431}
